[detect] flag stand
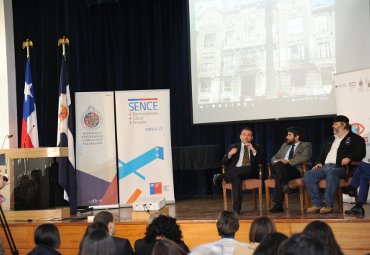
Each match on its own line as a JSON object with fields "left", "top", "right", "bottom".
{"left": 0, "top": 205, "right": 18, "bottom": 255}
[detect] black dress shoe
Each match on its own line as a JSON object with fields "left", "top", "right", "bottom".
{"left": 346, "top": 186, "right": 357, "bottom": 197}
{"left": 269, "top": 204, "right": 284, "bottom": 213}
{"left": 345, "top": 205, "right": 365, "bottom": 216}
{"left": 213, "top": 173, "right": 223, "bottom": 186}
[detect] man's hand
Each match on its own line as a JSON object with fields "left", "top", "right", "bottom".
{"left": 228, "top": 148, "right": 238, "bottom": 158}
{"left": 245, "top": 143, "right": 256, "bottom": 154}
{"left": 313, "top": 163, "right": 323, "bottom": 170}
{"left": 341, "top": 157, "right": 351, "bottom": 166}
{"left": 280, "top": 159, "right": 289, "bottom": 164}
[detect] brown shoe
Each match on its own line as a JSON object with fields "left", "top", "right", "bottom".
{"left": 319, "top": 205, "right": 332, "bottom": 214}
{"left": 306, "top": 205, "right": 321, "bottom": 213}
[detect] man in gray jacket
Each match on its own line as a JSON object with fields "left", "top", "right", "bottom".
{"left": 269, "top": 127, "right": 312, "bottom": 213}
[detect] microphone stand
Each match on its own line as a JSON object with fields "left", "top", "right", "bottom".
{"left": 0, "top": 204, "right": 18, "bottom": 254}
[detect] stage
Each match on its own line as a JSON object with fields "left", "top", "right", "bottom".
{"left": 1, "top": 194, "right": 370, "bottom": 255}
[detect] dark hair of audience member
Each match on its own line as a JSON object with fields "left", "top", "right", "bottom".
{"left": 303, "top": 221, "right": 343, "bottom": 255}
{"left": 93, "top": 211, "right": 114, "bottom": 226}
{"left": 249, "top": 216, "right": 276, "bottom": 243}
{"left": 34, "top": 223, "right": 61, "bottom": 249}
{"left": 152, "top": 238, "right": 187, "bottom": 255}
{"left": 79, "top": 222, "right": 109, "bottom": 255}
{"left": 278, "top": 233, "right": 328, "bottom": 255}
{"left": 216, "top": 210, "right": 239, "bottom": 237}
{"left": 144, "top": 215, "right": 184, "bottom": 243}
{"left": 253, "top": 232, "right": 288, "bottom": 255}
{"left": 79, "top": 229, "right": 116, "bottom": 255}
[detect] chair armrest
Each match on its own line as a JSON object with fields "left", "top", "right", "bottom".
{"left": 344, "top": 161, "right": 361, "bottom": 181}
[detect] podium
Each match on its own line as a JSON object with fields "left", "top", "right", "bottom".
{"left": 0, "top": 147, "right": 70, "bottom": 220}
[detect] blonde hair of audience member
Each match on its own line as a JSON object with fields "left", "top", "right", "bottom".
{"left": 79, "top": 229, "right": 116, "bottom": 255}
{"left": 152, "top": 238, "right": 187, "bottom": 255}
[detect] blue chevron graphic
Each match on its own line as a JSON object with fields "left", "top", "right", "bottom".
{"left": 118, "top": 146, "right": 164, "bottom": 180}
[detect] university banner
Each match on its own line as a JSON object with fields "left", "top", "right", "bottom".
{"left": 115, "top": 90, "right": 175, "bottom": 207}
{"left": 75, "top": 92, "right": 118, "bottom": 207}
{"left": 334, "top": 69, "right": 370, "bottom": 203}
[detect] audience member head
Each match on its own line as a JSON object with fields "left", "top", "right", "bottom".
{"left": 79, "top": 222, "right": 109, "bottom": 253}
{"left": 34, "top": 223, "right": 61, "bottom": 249}
{"left": 216, "top": 210, "right": 239, "bottom": 238}
{"left": 144, "top": 215, "right": 183, "bottom": 243}
{"left": 253, "top": 232, "right": 288, "bottom": 255}
{"left": 278, "top": 233, "right": 328, "bottom": 255}
{"left": 249, "top": 216, "right": 276, "bottom": 243}
{"left": 152, "top": 238, "right": 187, "bottom": 255}
{"left": 93, "top": 211, "right": 115, "bottom": 235}
{"left": 303, "top": 221, "right": 343, "bottom": 255}
{"left": 79, "top": 229, "right": 115, "bottom": 255}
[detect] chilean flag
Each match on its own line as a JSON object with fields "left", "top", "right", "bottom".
{"left": 21, "top": 56, "right": 39, "bottom": 148}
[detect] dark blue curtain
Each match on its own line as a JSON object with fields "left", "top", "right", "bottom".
{"left": 12, "top": 0, "right": 334, "bottom": 197}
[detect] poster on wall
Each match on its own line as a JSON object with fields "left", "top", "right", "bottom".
{"left": 334, "top": 69, "right": 370, "bottom": 203}
{"left": 75, "top": 92, "right": 118, "bottom": 207}
{"left": 115, "top": 89, "right": 175, "bottom": 207}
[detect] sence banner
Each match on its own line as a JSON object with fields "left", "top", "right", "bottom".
{"left": 75, "top": 92, "right": 118, "bottom": 207}
{"left": 115, "top": 90, "right": 175, "bottom": 206}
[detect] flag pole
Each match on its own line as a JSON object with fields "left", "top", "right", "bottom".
{"left": 58, "top": 36, "right": 69, "bottom": 57}
{"left": 22, "top": 39, "right": 33, "bottom": 57}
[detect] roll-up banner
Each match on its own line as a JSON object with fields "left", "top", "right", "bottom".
{"left": 75, "top": 92, "right": 119, "bottom": 208}
{"left": 115, "top": 89, "right": 175, "bottom": 207}
{"left": 334, "top": 69, "right": 370, "bottom": 203}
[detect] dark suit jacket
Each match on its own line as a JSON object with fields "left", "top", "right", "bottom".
{"left": 271, "top": 142, "right": 312, "bottom": 174}
{"left": 113, "top": 236, "right": 134, "bottom": 255}
{"left": 316, "top": 131, "right": 366, "bottom": 167}
{"left": 222, "top": 143, "right": 262, "bottom": 177}
{"left": 27, "top": 244, "right": 61, "bottom": 255}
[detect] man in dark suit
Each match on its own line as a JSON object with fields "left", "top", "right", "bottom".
{"left": 213, "top": 127, "right": 262, "bottom": 214}
{"left": 93, "top": 211, "right": 134, "bottom": 255}
{"left": 269, "top": 126, "right": 312, "bottom": 213}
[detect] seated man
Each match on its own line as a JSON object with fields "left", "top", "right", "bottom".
{"left": 213, "top": 127, "right": 262, "bottom": 214}
{"left": 304, "top": 115, "right": 366, "bottom": 214}
{"left": 345, "top": 160, "right": 370, "bottom": 216}
{"left": 269, "top": 127, "right": 312, "bottom": 213}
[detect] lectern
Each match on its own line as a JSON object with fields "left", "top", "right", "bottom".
{"left": 0, "top": 147, "right": 70, "bottom": 220}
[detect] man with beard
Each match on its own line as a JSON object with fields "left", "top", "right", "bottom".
{"left": 304, "top": 115, "right": 366, "bottom": 214}
{"left": 268, "top": 127, "right": 312, "bottom": 213}
{"left": 213, "top": 127, "right": 262, "bottom": 214}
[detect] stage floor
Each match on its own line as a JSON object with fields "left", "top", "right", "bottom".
{"left": 3, "top": 193, "right": 370, "bottom": 255}
{"left": 84, "top": 193, "right": 370, "bottom": 222}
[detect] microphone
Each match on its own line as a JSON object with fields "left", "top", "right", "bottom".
{"left": 23, "top": 125, "right": 35, "bottom": 148}
{"left": 1, "top": 134, "right": 13, "bottom": 149}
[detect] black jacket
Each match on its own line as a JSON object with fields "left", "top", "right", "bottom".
{"left": 113, "top": 236, "right": 134, "bottom": 255}
{"left": 27, "top": 245, "right": 61, "bottom": 255}
{"left": 222, "top": 143, "right": 263, "bottom": 177}
{"left": 316, "top": 131, "right": 366, "bottom": 166}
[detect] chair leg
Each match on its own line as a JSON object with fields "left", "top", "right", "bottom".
{"left": 304, "top": 187, "right": 311, "bottom": 208}
{"left": 338, "top": 187, "right": 343, "bottom": 213}
{"left": 253, "top": 189, "right": 257, "bottom": 210}
{"left": 258, "top": 187, "right": 263, "bottom": 212}
{"left": 284, "top": 193, "right": 289, "bottom": 209}
{"left": 299, "top": 186, "right": 304, "bottom": 212}
{"left": 222, "top": 185, "right": 228, "bottom": 210}
{"left": 265, "top": 186, "right": 270, "bottom": 210}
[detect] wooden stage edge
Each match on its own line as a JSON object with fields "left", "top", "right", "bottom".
{"left": 1, "top": 196, "right": 370, "bottom": 255}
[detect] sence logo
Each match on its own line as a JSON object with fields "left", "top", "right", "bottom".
{"left": 128, "top": 98, "right": 159, "bottom": 111}
{"left": 351, "top": 123, "right": 365, "bottom": 135}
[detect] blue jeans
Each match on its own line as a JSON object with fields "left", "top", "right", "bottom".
{"left": 351, "top": 161, "right": 370, "bottom": 203}
{"left": 303, "top": 164, "right": 345, "bottom": 207}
